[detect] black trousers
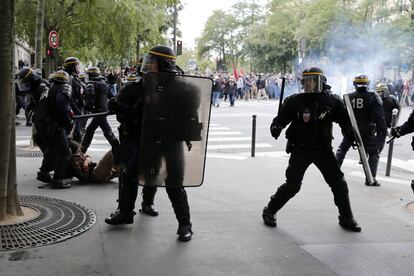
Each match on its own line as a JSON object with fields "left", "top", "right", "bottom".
{"left": 35, "top": 122, "right": 71, "bottom": 181}
{"left": 119, "top": 138, "right": 190, "bottom": 225}
{"left": 267, "top": 147, "right": 354, "bottom": 219}
{"left": 335, "top": 135, "right": 385, "bottom": 178}
{"left": 81, "top": 116, "right": 118, "bottom": 151}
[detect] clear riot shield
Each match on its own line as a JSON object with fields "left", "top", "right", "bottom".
{"left": 138, "top": 73, "right": 213, "bottom": 187}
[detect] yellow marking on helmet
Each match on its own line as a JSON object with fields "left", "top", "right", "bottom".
{"left": 148, "top": 50, "right": 176, "bottom": 59}
{"left": 303, "top": 72, "right": 322, "bottom": 76}
{"left": 353, "top": 78, "right": 369, "bottom": 83}
{"left": 64, "top": 60, "right": 79, "bottom": 66}
{"left": 22, "top": 68, "right": 33, "bottom": 80}
{"left": 52, "top": 73, "right": 69, "bottom": 79}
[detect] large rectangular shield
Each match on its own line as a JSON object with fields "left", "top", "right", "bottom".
{"left": 138, "top": 73, "right": 213, "bottom": 187}
{"left": 343, "top": 94, "right": 375, "bottom": 185}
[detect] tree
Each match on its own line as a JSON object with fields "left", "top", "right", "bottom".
{"left": 0, "top": 0, "right": 23, "bottom": 221}
{"left": 35, "top": 0, "right": 45, "bottom": 70}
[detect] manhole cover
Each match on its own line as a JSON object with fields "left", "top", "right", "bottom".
{"left": 0, "top": 195, "right": 96, "bottom": 250}
{"left": 16, "top": 146, "right": 43, "bottom": 158}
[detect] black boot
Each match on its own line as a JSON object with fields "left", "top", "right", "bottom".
{"left": 51, "top": 179, "right": 72, "bottom": 189}
{"left": 262, "top": 207, "right": 277, "bottom": 227}
{"left": 140, "top": 204, "right": 159, "bottom": 216}
{"left": 37, "top": 170, "right": 52, "bottom": 183}
{"left": 338, "top": 216, "right": 361, "bottom": 232}
{"left": 331, "top": 178, "right": 361, "bottom": 232}
{"left": 106, "top": 167, "right": 138, "bottom": 225}
{"left": 177, "top": 224, "right": 193, "bottom": 242}
{"left": 105, "top": 211, "right": 135, "bottom": 225}
{"left": 140, "top": 186, "right": 158, "bottom": 216}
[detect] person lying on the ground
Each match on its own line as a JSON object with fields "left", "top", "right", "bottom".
{"left": 67, "top": 140, "right": 120, "bottom": 183}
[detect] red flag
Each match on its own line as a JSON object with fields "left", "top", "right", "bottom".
{"left": 233, "top": 66, "right": 239, "bottom": 80}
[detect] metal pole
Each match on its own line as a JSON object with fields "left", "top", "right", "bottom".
{"left": 386, "top": 108, "right": 399, "bottom": 176}
{"left": 173, "top": 2, "right": 177, "bottom": 52}
{"left": 251, "top": 115, "right": 257, "bottom": 157}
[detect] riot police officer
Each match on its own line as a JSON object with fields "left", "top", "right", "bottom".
{"left": 390, "top": 109, "right": 414, "bottom": 149}
{"left": 376, "top": 83, "right": 400, "bottom": 128}
{"left": 32, "top": 70, "right": 74, "bottom": 189}
{"left": 335, "top": 75, "right": 387, "bottom": 186}
{"left": 63, "top": 57, "right": 86, "bottom": 142}
{"left": 262, "top": 67, "right": 361, "bottom": 232}
{"left": 17, "top": 67, "right": 49, "bottom": 127}
{"left": 17, "top": 68, "right": 51, "bottom": 182}
{"left": 81, "top": 66, "right": 119, "bottom": 154}
{"left": 105, "top": 46, "right": 193, "bottom": 242}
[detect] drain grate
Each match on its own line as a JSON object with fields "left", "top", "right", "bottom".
{"left": 16, "top": 146, "right": 43, "bottom": 158}
{"left": 0, "top": 195, "right": 96, "bottom": 250}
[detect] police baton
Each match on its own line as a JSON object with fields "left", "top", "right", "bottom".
{"left": 73, "top": 111, "right": 112, "bottom": 120}
{"left": 277, "top": 77, "right": 286, "bottom": 117}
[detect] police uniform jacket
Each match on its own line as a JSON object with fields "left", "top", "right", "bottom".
{"left": 273, "top": 89, "right": 353, "bottom": 150}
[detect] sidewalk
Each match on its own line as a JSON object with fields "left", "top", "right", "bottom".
{"left": 1, "top": 149, "right": 414, "bottom": 276}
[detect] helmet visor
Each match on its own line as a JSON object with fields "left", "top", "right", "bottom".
{"left": 140, "top": 55, "right": 158, "bottom": 75}
{"left": 301, "top": 75, "right": 322, "bottom": 93}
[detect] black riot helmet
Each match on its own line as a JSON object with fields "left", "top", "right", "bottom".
{"left": 140, "top": 45, "right": 177, "bottom": 74}
{"left": 353, "top": 74, "right": 370, "bottom": 91}
{"left": 17, "top": 67, "right": 41, "bottom": 91}
{"left": 300, "top": 67, "right": 326, "bottom": 93}
{"left": 87, "top": 66, "right": 101, "bottom": 79}
{"left": 63, "top": 57, "right": 81, "bottom": 75}
{"left": 49, "top": 70, "right": 70, "bottom": 84}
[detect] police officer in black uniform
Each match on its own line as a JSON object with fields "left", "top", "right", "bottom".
{"left": 17, "top": 67, "right": 50, "bottom": 127}
{"left": 63, "top": 57, "right": 86, "bottom": 143}
{"left": 376, "top": 83, "right": 400, "bottom": 128}
{"left": 32, "top": 70, "right": 74, "bottom": 189}
{"left": 81, "top": 66, "right": 119, "bottom": 154}
{"left": 105, "top": 46, "right": 193, "bottom": 242}
{"left": 17, "top": 68, "right": 52, "bottom": 182}
{"left": 390, "top": 109, "right": 414, "bottom": 149}
{"left": 262, "top": 67, "right": 361, "bottom": 232}
{"left": 335, "top": 75, "right": 387, "bottom": 186}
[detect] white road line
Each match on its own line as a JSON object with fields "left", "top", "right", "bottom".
{"left": 207, "top": 143, "right": 272, "bottom": 150}
{"left": 207, "top": 153, "right": 247, "bottom": 160}
{"left": 209, "top": 131, "right": 243, "bottom": 135}
{"left": 348, "top": 171, "right": 412, "bottom": 186}
{"left": 380, "top": 157, "right": 414, "bottom": 173}
{"left": 208, "top": 137, "right": 251, "bottom": 142}
{"left": 240, "top": 151, "right": 289, "bottom": 158}
{"left": 208, "top": 127, "right": 230, "bottom": 130}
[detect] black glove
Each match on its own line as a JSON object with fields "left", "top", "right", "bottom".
{"left": 270, "top": 123, "right": 283, "bottom": 140}
{"left": 390, "top": 127, "right": 402, "bottom": 138}
{"left": 107, "top": 98, "right": 118, "bottom": 113}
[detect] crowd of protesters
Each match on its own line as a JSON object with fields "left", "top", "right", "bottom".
{"left": 210, "top": 72, "right": 300, "bottom": 107}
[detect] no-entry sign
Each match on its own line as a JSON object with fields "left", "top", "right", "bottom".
{"left": 49, "top": 30, "right": 59, "bottom": 49}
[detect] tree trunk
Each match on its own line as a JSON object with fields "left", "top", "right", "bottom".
{"left": 0, "top": 0, "right": 22, "bottom": 221}
{"left": 136, "top": 37, "right": 141, "bottom": 65}
{"left": 35, "top": 0, "right": 46, "bottom": 71}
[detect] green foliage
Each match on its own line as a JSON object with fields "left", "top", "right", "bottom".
{"left": 14, "top": 0, "right": 180, "bottom": 68}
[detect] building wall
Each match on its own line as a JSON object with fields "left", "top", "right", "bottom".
{"left": 14, "top": 38, "right": 33, "bottom": 70}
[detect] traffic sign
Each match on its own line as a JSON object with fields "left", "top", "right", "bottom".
{"left": 49, "top": 30, "right": 59, "bottom": 49}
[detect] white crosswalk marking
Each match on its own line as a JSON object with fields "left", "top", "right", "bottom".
{"left": 207, "top": 143, "right": 272, "bottom": 150}
{"left": 209, "top": 131, "right": 242, "bottom": 135}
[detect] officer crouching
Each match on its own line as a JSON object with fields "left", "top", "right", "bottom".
{"left": 262, "top": 67, "right": 361, "bottom": 232}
